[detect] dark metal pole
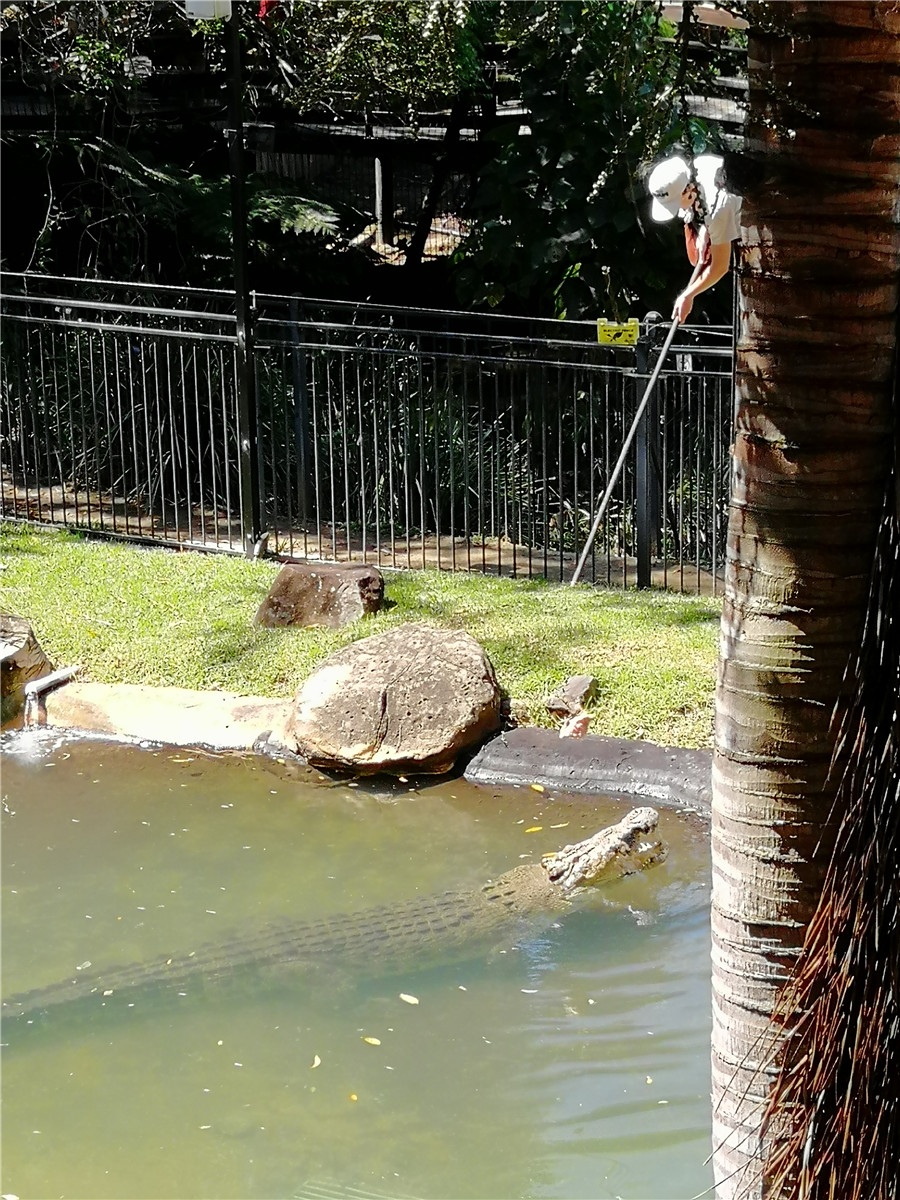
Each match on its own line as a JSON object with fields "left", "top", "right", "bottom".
{"left": 635, "top": 329, "right": 651, "bottom": 588}
{"left": 288, "top": 297, "right": 311, "bottom": 524}
{"left": 226, "top": 9, "right": 261, "bottom": 557}
{"left": 635, "top": 312, "right": 665, "bottom": 588}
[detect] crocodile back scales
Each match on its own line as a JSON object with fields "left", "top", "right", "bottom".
{"left": 3, "top": 864, "right": 572, "bottom": 1024}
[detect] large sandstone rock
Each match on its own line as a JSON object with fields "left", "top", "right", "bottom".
{"left": 289, "top": 623, "right": 502, "bottom": 774}
{"left": 254, "top": 563, "right": 384, "bottom": 630}
{"left": 1, "top": 613, "right": 54, "bottom": 723}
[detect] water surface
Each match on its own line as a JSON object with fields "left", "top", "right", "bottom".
{"left": 2, "top": 731, "right": 712, "bottom": 1200}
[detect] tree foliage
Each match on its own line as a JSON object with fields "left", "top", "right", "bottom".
{"left": 1, "top": 1, "right": 745, "bottom": 315}
{"left": 454, "top": 1, "right": 741, "bottom": 318}
{"left": 1, "top": 0, "right": 486, "bottom": 286}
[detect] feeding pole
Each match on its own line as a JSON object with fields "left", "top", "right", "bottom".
{"left": 569, "top": 316, "right": 679, "bottom": 587}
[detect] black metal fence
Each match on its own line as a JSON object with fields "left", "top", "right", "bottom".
{"left": 0, "top": 274, "right": 734, "bottom": 593}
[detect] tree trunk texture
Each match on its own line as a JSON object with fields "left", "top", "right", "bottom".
{"left": 711, "top": 4, "right": 900, "bottom": 1197}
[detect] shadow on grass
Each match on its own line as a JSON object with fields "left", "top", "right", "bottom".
{"left": 0, "top": 524, "right": 86, "bottom": 558}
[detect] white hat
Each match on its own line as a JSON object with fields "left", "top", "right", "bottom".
{"left": 647, "top": 156, "right": 691, "bottom": 223}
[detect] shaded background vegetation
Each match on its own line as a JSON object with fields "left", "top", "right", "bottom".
{"left": 0, "top": 0, "right": 746, "bottom": 319}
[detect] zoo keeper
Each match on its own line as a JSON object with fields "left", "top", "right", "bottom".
{"left": 647, "top": 153, "right": 741, "bottom": 324}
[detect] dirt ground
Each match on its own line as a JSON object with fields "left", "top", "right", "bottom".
{"left": 2, "top": 481, "right": 721, "bottom": 595}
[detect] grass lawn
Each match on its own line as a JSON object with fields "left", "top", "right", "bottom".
{"left": 1, "top": 524, "right": 720, "bottom": 748}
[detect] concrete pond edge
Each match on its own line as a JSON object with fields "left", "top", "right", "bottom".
{"left": 463, "top": 727, "right": 711, "bottom": 817}
{"left": 13, "top": 679, "right": 711, "bottom": 819}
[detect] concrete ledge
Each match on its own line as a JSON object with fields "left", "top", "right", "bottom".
{"left": 36, "top": 684, "right": 711, "bottom": 814}
{"left": 42, "top": 682, "right": 295, "bottom": 753}
{"left": 464, "top": 727, "right": 712, "bottom": 814}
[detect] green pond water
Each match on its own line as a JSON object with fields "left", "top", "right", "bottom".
{"left": 1, "top": 731, "right": 712, "bottom": 1200}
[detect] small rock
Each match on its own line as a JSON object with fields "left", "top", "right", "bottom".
{"left": 0, "top": 613, "right": 54, "bottom": 723}
{"left": 253, "top": 563, "right": 384, "bottom": 630}
{"left": 546, "top": 675, "right": 598, "bottom": 718}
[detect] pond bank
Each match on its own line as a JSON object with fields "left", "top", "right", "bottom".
{"left": 26, "top": 678, "right": 711, "bottom": 816}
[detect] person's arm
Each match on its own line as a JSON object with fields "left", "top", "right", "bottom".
{"left": 684, "top": 222, "right": 702, "bottom": 266}
{"left": 673, "top": 239, "right": 731, "bottom": 324}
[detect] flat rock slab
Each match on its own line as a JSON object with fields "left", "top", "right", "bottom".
{"left": 43, "top": 682, "right": 294, "bottom": 752}
{"left": 465, "top": 727, "right": 712, "bottom": 814}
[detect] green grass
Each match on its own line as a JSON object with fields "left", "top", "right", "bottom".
{"left": 1, "top": 524, "right": 720, "bottom": 747}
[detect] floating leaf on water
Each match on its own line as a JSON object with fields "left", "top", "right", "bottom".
{"left": 529, "top": 783, "right": 545, "bottom": 793}
{"left": 525, "top": 826, "right": 543, "bottom": 833}
{"left": 349, "top": 1093, "right": 358, "bottom": 1102}
{"left": 362, "top": 1036, "right": 381, "bottom": 1046}
{"left": 310, "top": 1054, "right": 322, "bottom": 1069}
{"left": 399, "top": 993, "right": 419, "bottom": 1005}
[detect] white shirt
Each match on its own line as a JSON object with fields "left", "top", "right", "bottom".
{"left": 694, "top": 154, "right": 742, "bottom": 246}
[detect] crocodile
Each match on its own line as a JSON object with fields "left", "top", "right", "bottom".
{"left": 2, "top": 807, "right": 665, "bottom": 1027}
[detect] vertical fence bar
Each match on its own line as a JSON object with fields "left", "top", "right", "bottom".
{"left": 417, "top": 348, "right": 427, "bottom": 569}
{"left": 205, "top": 343, "right": 221, "bottom": 547}
{"left": 461, "top": 352, "right": 472, "bottom": 571}
{"left": 635, "top": 331, "right": 651, "bottom": 589}
{"left": 477, "top": 364, "right": 486, "bottom": 575}
{"left": 540, "top": 359, "right": 549, "bottom": 580}
{"left": 288, "top": 301, "right": 311, "bottom": 557}
{"left": 432, "top": 353, "right": 442, "bottom": 568}
{"left": 340, "top": 353, "right": 352, "bottom": 561}
{"left": 226, "top": 13, "right": 261, "bottom": 558}
{"left": 35, "top": 325, "right": 53, "bottom": 525}
{"left": 100, "top": 332, "right": 117, "bottom": 534}
{"left": 355, "top": 350, "right": 368, "bottom": 563}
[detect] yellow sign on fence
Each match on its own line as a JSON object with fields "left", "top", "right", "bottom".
{"left": 596, "top": 318, "right": 639, "bottom": 345}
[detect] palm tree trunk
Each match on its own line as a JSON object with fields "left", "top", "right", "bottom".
{"left": 711, "top": 4, "right": 900, "bottom": 1195}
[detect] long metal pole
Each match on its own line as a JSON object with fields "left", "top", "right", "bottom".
{"left": 570, "top": 316, "right": 680, "bottom": 587}
{"left": 227, "top": 8, "right": 262, "bottom": 557}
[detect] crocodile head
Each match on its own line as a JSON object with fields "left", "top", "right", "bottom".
{"left": 541, "top": 806, "right": 666, "bottom": 893}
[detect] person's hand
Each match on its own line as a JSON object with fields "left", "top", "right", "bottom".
{"left": 673, "top": 291, "right": 694, "bottom": 324}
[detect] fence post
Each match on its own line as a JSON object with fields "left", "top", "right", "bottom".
{"left": 289, "top": 298, "right": 311, "bottom": 526}
{"left": 635, "top": 312, "right": 664, "bottom": 588}
{"left": 226, "top": 10, "right": 262, "bottom": 558}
